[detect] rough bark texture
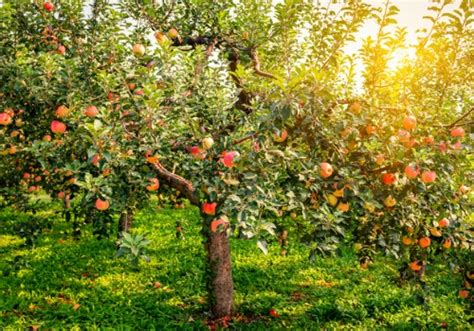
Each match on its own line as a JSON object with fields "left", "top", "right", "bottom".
{"left": 205, "top": 229, "right": 234, "bottom": 319}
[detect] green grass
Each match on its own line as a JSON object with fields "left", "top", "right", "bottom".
{"left": 0, "top": 205, "right": 471, "bottom": 330}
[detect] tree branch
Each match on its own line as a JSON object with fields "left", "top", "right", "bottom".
{"left": 153, "top": 162, "right": 199, "bottom": 206}
{"left": 250, "top": 48, "right": 277, "bottom": 79}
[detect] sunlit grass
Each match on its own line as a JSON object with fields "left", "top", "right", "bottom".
{"left": 0, "top": 205, "right": 471, "bottom": 329}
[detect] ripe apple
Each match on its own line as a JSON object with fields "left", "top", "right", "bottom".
{"left": 348, "top": 101, "right": 361, "bottom": 114}
{"left": 202, "top": 137, "right": 214, "bottom": 150}
{"left": 319, "top": 162, "right": 333, "bottom": 179}
{"left": 0, "top": 112, "right": 12, "bottom": 125}
{"left": 167, "top": 28, "right": 179, "bottom": 39}
{"left": 438, "top": 218, "right": 450, "bottom": 228}
{"left": 452, "top": 141, "right": 462, "bottom": 150}
{"left": 155, "top": 32, "right": 169, "bottom": 44}
{"left": 43, "top": 134, "right": 52, "bottom": 142}
{"left": 273, "top": 129, "right": 288, "bottom": 142}
{"left": 146, "top": 178, "right": 160, "bottom": 191}
{"left": 366, "top": 125, "right": 376, "bottom": 135}
{"left": 450, "top": 127, "right": 465, "bottom": 138}
{"left": 398, "top": 130, "right": 411, "bottom": 143}
{"left": 57, "top": 45, "right": 66, "bottom": 55}
{"left": 55, "top": 105, "right": 69, "bottom": 118}
{"left": 221, "top": 151, "right": 239, "bottom": 168}
{"left": 95, "top": 198, "right": 110, "bottom": 211}
{"left": 269, "top": 309, "right": 280, "bottom": 318}
{"left": 443, "top": 239, "right": 452, "bottom": 249}
{"left": 421, "top": 170, "right": 436, "bottom": 184}
{"left": 337, "top": 202, "right": 349, "bottom": 212}
{"left": 423, "top": 136, "right": 434, "bottom": 145}
{"left": 419, "top": 237, "right": 431, "bottom": 248}
{"left": 190, "top": 146, "right": 206, "bottom": 160}
{"left": 410, "top": 261, "right": 422, "bottom": 272}
{"left": 132, "top": 43, "right": 146, "bottom": 57}
{"left": 51, "top": 120, "right": 66, "bottom": 134}
{"left": 381, "top": 172, "right": 397, "bottom": 185}
{"left": 384, "top": 195, "right": 396, "bottom": 208}
{"left": 402, "top": 236, "right": 412, "bottom": 246}
{"left": 84, "top": 105, "right": 98, "bottom": 117}
{"left": 202, "top": 202, "right": 217, "bottom": 216}
{"left": 326, "top": 194, "right": 338, "bottom": 207}
{"left": 210, "top": 218, "right": 228, "bottom": 232}
{"left": 404, "top": 165, "right": 418, "bottom": 179}
{"left": 459, "top": 290, "right": 469, "bottom": 299}
{"left": 403, "top": 115, "right": 416, "bottom": 130}
{"left": 429, "top": 228, "right": 442, "bottom": 237}
{"left": 43, "top": 2, "right": 54, "bottom": 12}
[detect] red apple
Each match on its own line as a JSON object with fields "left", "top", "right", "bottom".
{"left": 43, "top": 134, "right": 52, "bottom": 142}
{"left": 404, "top": 165, "right": 418, "bottom": 179}
{"left": 398, "top": 130, "right": 411, "bottom": 143}
{"left": 202, "top": 202, "right": 217, "bottom": 216}
{"left": 319, "top": 162, "right": 333, "bottom": 179}
{"left": 55, "top": 105, "right": 69, "bottom": 118}
{"left": 155, "top": 32, "right": 169, "bottom": 44}
{"left": 95, "top": 198, "right": 110, "bottom": 211}
{"left": 210, "top": 218, "right": 228, "bottom": 232}
{"left": 84, "top": 105, "right": 98, "bottom": 117}
{"left": 0, "top": 112, "right": 12, "bottom": 125}
{"left": 51, "top": 120, "right": 66, "bottom": 134}
{"left": 403, "top": 115, "right": 416, "bottom": 130}
{"left": 273, "top": 129, "right": 288, "bottom": 142}
{"left": 438, "top": 218, "right": 450, "bottom": 228}
{"left": 421, "top": 170, "right": 436, "bottom": 184}
{"left": 43, "top": 2, "right": 54, "bottom": 12}
{"left": 146, "top": 178, "right": 160, "bottom": 191}
{"left": 269, "top": 309, "right": 280, "bottom": 318}
{"left": 381, "top": 172, "right": 397, "bottom": 185}
{"left": 452, "top": 141, "right": 462, "bottom": 150}
{"left": 221, "top": 151, "right": 239, "bottom": 168}
{"left": 57, "top": 45, "right": 66, "bottom": 55}
{"left": 450, "top": 127, "right": 465, "bottom": 138}
{"left": 132, "top": 43, "right": 145, "bottom": 57}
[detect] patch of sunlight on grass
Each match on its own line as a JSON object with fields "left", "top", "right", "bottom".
{"left": 0, "top": 235, "right": 23, "bottom": 248}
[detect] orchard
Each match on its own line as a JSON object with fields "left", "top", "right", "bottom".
{"left": 0, "top": 0, "right": 473, "bottom": 329}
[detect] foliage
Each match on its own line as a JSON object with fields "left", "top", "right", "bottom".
{"left": 116, "top": 231, "right": 151, "bottom": 269}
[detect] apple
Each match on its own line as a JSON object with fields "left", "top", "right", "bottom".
{"left": 55, "top": 105, "right": 69, "bottom": 118}
{"left": 419, "top": 237, "right": 431, "bottom": 248}
{"left": 51, "top": 120, "right": 66, "bottom": 134}
{"left": 348, "top": 101, "right": 361, "bottom": 114}
{"left": 273, "top": 129, "right": 288, "bottom": 142}
{"left": 146, "top": 178, "right": 160, "bottom": 191}
{"left": 337, "top": 202, "right": 349, "bottom": 212}
{"left": 403, "top": 115, "right": 416, "bottom": 130}
{"left": 84, "top": 105, "right": 98, "bottom": 117}
{"left": 319, "top": 162, "right": 333, "bottom": 179}
{"left": 221, "top": 151, "right": 239, "bottom": 168}
{"left": 398, "top": 130, "right": 411, "bottom": 143}
{"left": 91, "top": 154, "right": 101, "bottom": 167}
{"left": 202, "top": 137, "right": 214, "bottom": 150}
{"left": 423, "top": 136, "right": 434, "bottom": 145}
{"left": 155, "top": 32, "right": 169, "bottom": 44}
{"left": 43, "top": 134, "right": 52, "bottom": 142}
{"left": 404, "top": 165, "right": 418, "bottom": 179}
{"left": 57, "top": 45, "right": 66, "bottom": 55}
{"left": 421, "top": 170, "right": 436, "bottom": 184}
{"left": 438, "top": 141, "right": 447, "bottom": 153}
{"left": 366, "top": 125, "right": 376, "bottom": 135}
{"left": 0, "top": 112, "right": 12, "bottom": 125}
{"left": 167, "top": 28, "right": 179, "bottom": 39}
{"left": 202, "top": 202, "right": 217, "bottom": 216}
{"left": 442, "top": 239, "right": 452, "bottom": 249}
{"left": 242, "top": 31, "right": 250, "bottom": 40}
{"left": 381, "top": 172, "right": 397, "bottom": 185}
{"left": 134, "top": 89, "right": 144, "bottom": 96}
{"left": 210, "top": 218, "right": 228, "bottom": 232}
{"left": 269, "top": 309, "right": 280, "bottom": 318}
{"left": 132, "top": 43, "right": 145, "bottom": 57}
{"left": 384, "top": 195, "right": 396, "bottom": 208}
{"left": 190, "top": 146, "right": 206, "bottom": 160}
{"left": 452, "top": 141, "right": 462, "bottom": 150}
{"left": 438, "top": 218, "right": 450, "bottom": 228}
{"left": 459, "top": 290, "right": 469, "bottom": 299}
{"left": 43, "top": 2, "right": 54, "bottom": 12}
{"left": 95, "top": 198, "right": 110, "bottom": 211}
{"left": 410, "top": 261, "right": 422, "bottom": 272}
{"left": 450, "top": 127, "right": 465, "bottom": 138}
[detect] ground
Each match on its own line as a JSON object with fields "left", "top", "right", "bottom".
{"left": 0, "top": 204, "right": 470, "bottom": 330}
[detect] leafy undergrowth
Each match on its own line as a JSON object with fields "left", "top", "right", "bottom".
{"left": 0, "top": 206, "right": 471, "bottom": 330}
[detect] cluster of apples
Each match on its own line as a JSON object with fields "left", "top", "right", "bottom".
{"left": 131, "top": 28, "right": 181, "bottom": 58}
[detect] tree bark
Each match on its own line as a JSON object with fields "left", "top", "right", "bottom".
{"left": 205, "top": 227, "right": 234, "bottom": 319}
{"left": 118, "top": 210, "right": 133, "bottom": 238}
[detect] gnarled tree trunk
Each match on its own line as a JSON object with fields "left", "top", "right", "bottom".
{"left": 205, "top": 228, "right": 233, "bottom": 319}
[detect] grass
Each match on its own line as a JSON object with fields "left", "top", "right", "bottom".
{"left": 0, "top": 205, "right": 471, "bottom": 330}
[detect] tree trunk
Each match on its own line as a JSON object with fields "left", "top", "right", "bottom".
{"left": 118, "top": 210, "right": 133, "bottom": 238}
{"left": 205, "top": 227, "right": 234, "bottom": 319}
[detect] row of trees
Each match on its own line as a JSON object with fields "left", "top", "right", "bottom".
{"left": 0, "top": 0, "right": 472, "bottom": 321}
